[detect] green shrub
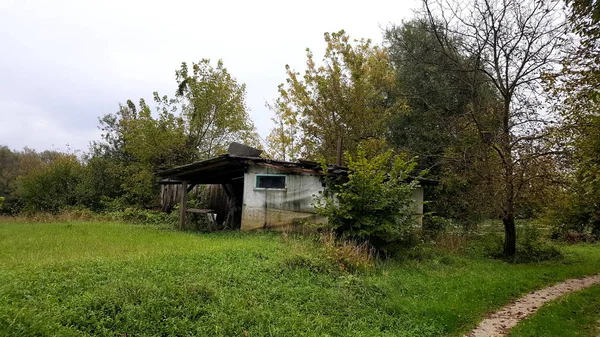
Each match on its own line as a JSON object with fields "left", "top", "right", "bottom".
{"left": 467, "top": 224, "right": 562, "bottom": 263}
{"left": 546, "top": 193, "right": 600, "bottom": 242}
{"left": 467, "top": 232, "right": 504, "bottom": 258}
{"left": 514, "top": 223, "right": 563, "bottom": 263}
{"left": 315, "top": 147, "right": 422, "bottom": 256}
{"left": 0, "top": 194, "right": 23, "bottom": 215}
{"left": 77, "top": 157, "right": 127, "bottom": 211}
{"left": 114, "top": 208, "right": 177, "bottom": 227}
{"left": 16, "top": 155, "right": 83, "bottom": 213}
{"left": 422, "top": 215, "right": 457, "bottom": 239}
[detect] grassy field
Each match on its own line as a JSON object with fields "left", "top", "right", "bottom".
{"left": 508, "top": 284, "right": 600, "bottom": 337}
{"left": 1, "top": 221, "right": 600, "bottom": 336}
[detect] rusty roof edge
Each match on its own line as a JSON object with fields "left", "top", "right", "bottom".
{"left": 229, "top": 155, "right": 348, "bottom": 171}
{"left": 157, "top": 154, "right": 349, "bottom": 178}
{"left": 156, "top": 154, "right": 440, "bottom": 186}
{"left": 156, "top": 155, "right": 230, "bottom": 177}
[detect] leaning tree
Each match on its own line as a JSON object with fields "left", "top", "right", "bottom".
{"left": 423, "top": 0, "right": 568, "bottom": 255}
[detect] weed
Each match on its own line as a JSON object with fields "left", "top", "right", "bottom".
{"left": 320, "top": 232, "right": 376, "bottom": 273}
{"left": 0, "top": 221, "right": 600, "bottom": 336}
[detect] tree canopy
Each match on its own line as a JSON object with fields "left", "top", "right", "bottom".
{"left": 267, "top": 30, "right": 401, "bottom": 163}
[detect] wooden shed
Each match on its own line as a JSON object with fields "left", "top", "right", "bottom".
{"left": 157, "top": 144, "right": 427, "bottom": 231}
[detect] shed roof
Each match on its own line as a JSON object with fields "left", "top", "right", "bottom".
{"left": 157, "top": 155, "right": 348, "bottom": 184}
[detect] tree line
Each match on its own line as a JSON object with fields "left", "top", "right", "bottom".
{"left": 0, "top": 0, "right": 598, "bottom": 256}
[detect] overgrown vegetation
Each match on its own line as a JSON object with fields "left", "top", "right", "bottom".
{"left": 1, "top": 0, "right": 598, "bottom": 260}
{"left": 0, "top": 221, "right": 599, "bottom": 337}
{"left": 316, "top": 147, "right": 421, "bottom": 255}
{"left": 465, "top": 222, "right": 563, "bottom": 263}
{"left": 0, "top": 59, "right": 258, "bottom": 216}
{"left": 2, "top": 2, "right": 600, "bottom": 335}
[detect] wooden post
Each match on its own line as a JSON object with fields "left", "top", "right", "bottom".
{"left": 179, "top": 181, "right": 188, "bottom": 230}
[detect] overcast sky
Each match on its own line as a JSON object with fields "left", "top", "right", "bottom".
{"left": 0, "top": 0, "right": 418, "bottom": 153}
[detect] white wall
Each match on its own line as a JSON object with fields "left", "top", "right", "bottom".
{"left": 241, "top": 166, "right": 326, "bottom": 231}
{"left": 240, "top": 165, "right": 426, "bottom": 230}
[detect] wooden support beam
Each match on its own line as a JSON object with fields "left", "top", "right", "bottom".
{"left": 187, "top": 183, "right": 197, "bottom": 193}
{"left": 179, "top": 181, "right": 188, "bottom": 229}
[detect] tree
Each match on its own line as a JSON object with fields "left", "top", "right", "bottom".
{"left": 90, "top": 59, "right": 260, "bottom": 209}
{"left": 176, "top": 59, "right": 259, "bottom": 158}
{"left": 267, "top": 31, "right": 402, "bottom": 163}
{"left": 0, "top": 147, "right": 67, "bottom": 214}
{"left": 544, "top": 0, "right": 600, "bottom": 238}
{"left": 93, "top": 96, "right": 195, "bottom": 207}
{"left": 0, "top": 146, "right": 19, "bottom": 201}
{"left": 384, "top": 19, "right": 504, "bottom": 223}
{"left": 423, "top": 0, "right": 568, "bottom": 255}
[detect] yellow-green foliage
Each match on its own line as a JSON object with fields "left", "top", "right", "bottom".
{"left": 316, "top": 147, "right": 421, "bottom": 254}
{"left": 16, "top": 154, "right": 83, "bottom": 213}
{"left": 267, "top": 30, "right": 405, "bottom": 162}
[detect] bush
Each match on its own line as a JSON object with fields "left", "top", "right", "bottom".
{"left": 315, "top": 147, "right": 422, "bottom": 256}
{"left": 113, "top": 208, "right": 177, "bottom": 227}
{"left": 514, "top": 223, "right": 563, "bottom": 263}
{"left": 0, "top": 194, "right": 23, "bottom": 215}
{"left": 77, "top": 157, "right": 126, "bottom": 211}
{"left": 546, "top": 194, "right": 600, "bottom": 242}
{"left": 467, "top": 223, "right": 563, "bottom": 263}
{"left": 422, "top": 215, "right": 458, "bottom": 240}
{"left": 15, "top": 155, "right": 83, "bottom": 213}
{"left": 467, "top": 232, "right": 504, "bottom": 259}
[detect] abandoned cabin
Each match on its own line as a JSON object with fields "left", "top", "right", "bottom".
{"left": 158, "top": 143, "right": 425, "bottom": 231}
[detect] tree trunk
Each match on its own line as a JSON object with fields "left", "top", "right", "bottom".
{"left": 503, "top": 215, "right": 516, "bottom": 256}
{"left": 501, "top": 98, "right": 517, "bottom": 257}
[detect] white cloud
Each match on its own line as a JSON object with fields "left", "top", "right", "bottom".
{"left": 0, "top": 0, "right": 418, "bottom": 152}
{"left": 0, "top": 99, "right": 102, "bottom": 153}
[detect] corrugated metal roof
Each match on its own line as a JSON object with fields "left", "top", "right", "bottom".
{"left": 157, "top": 154, "right": 348, "bottom": 184}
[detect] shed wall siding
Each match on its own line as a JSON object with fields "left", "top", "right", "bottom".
{"left": 240, "top": 165, "right": 426, "bottom": 231}
{"left": 241, "top": 166, "right": 326, "bottom": 231}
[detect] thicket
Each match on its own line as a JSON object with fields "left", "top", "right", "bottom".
{"left": 316, "top": 147, "right": 423, "bottom": 255}
{"left": 0, "top": 59, "right": 258, "bottom": 216}
{"left": 2, "top": 0, "right": 599, "bottom": 259}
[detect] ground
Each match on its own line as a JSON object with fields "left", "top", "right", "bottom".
{"left": 1, "top": 221, "right": 600, "bottom": 336}
{"left": 508, "top": 284, "right": 600, "bottom": 337}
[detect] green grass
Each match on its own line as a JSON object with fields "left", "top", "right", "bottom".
{"left": 1, "top": 221, "right": 600, "bottom": 336}
{"left": 508, "top": 284, "right": 600, "bottom": 337}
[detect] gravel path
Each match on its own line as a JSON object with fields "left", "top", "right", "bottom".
{"left": 466, "top": 274, "right": 600, "bottom": 337}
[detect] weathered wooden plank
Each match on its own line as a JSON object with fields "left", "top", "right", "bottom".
{"left": 186, "top": 208, "right": 216, "bottom": 214}
{"left": 179, "top": 181, "right": 188, "bottom": 229}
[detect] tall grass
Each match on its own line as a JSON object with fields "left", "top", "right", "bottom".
{"left": 1, "top": 221, "right": 599, "bottom": 336}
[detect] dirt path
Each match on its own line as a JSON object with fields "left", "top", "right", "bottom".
{"left": 466, "top": 274, "right": 600, "bottom": 337}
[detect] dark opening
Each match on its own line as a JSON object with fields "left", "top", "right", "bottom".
{"left": 256, "top": 175, "right": 286, "bottom": 189}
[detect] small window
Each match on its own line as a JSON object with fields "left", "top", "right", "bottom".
{"left": 255, "top": 174, "right": 286, "bottom": 189}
